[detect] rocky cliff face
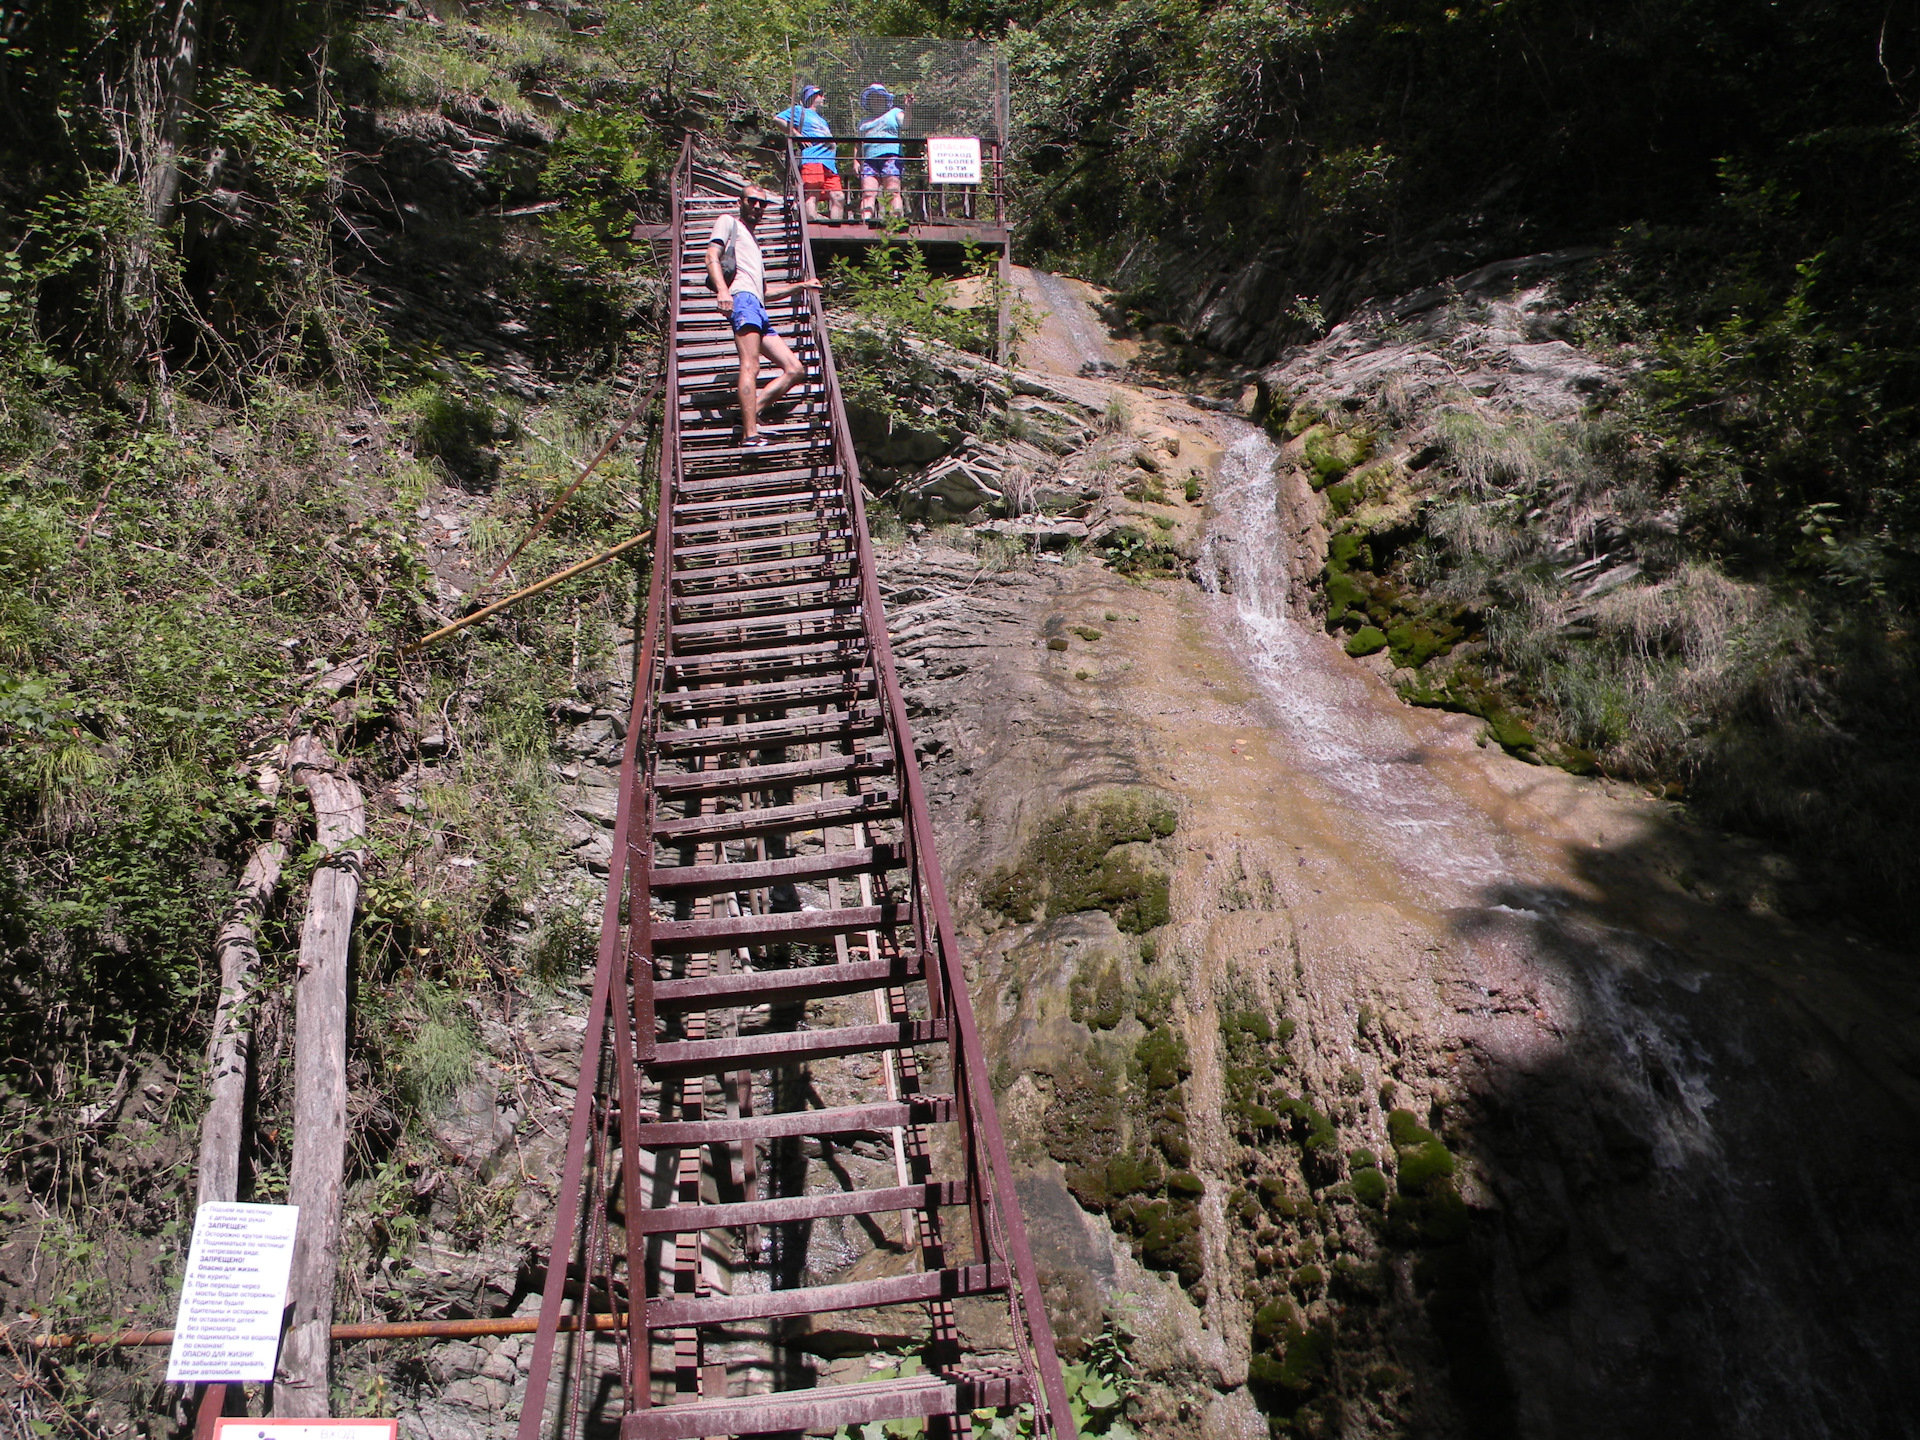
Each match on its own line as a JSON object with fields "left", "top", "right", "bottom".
{"left": 875, "top": 273, "right": 1920, "bottom": 1439}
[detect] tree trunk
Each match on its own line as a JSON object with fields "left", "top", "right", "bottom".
{"left": 195, "top": 830, "right": 286, "bottom": 1208}
{"left": 150, "top": 0, "right": 204, "bottom": 234}
{"left": 274, "top": 736, "right": 365, "bottom": 1419}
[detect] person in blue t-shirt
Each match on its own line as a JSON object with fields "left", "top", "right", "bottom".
{"left": 856, "top": 83, "right": 914, "bottom": 221}
{"left": 775, "top": 85, "right": 844, "bottom": 222}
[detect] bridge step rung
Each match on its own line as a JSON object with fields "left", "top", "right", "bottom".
{"left": 626, "top": 1094, "right": 951, "bottom": 1147}
{"left": 651, "top": 751, "right": 891, "bottom": 797}
{"left": 642, "top": 1262, "right": 1001, "bottom": 1329}
{"left": 668, "top": 619, "right": 868, "bottom": 656}
{"left": 661, "top": 637, "right": 866, "bottom": 674}
{"left": 654, "top": 710, "right": 884, "bottom": 757}
{"left": 654, "top": 787, "right": 893, "bottom": 840}
{"left": 656, "top": 669, "right": 873, "bottom": 716}
{"left": 671, "top": 578, "right": 861, "bottom": 614}
{"left": 673, "top": 565, "right": 860, "bottom": 602}
{"left": 651, "top": 954, "right": 919, "bottom": 1010}
{"left": 647, "top": 845, "right": 907, "bottom": 898}
{"left": 620, "top": 1371, "right": 1028, "bottom": 1440}
{"left": 673, "top": 507, "right": 849, "bottom": 539}
{"left": 676, "top": 466, "right": 845, "bottom": 498}
{"left": 632, "top": 1179, "right": 966, "bottom": 1234}
{"left": 647, "top": 1019, "right": 947, "bottom": 1075}
{"left": 649, "top": 901, "right": 910, "bottom": 955}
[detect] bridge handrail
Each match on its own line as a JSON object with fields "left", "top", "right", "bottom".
{"left": 778, "top": 138, "right": 1075, "bottom": 1440}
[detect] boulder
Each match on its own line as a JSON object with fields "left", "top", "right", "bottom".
{"left": 900, "top": 456, "right": 1004, "bottom": 522}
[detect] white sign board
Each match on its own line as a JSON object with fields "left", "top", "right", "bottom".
{"left": 212, "top": 1423, "right": 397, "bottom": 1440}
{"left": 166, "top": 1202, "right": 300, "bottom": 1383}
{"left": 926, "top": 136, "right": 983, "bottom": 186}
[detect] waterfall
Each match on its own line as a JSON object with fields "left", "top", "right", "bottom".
{"left": 1198, "top": 427, "right": 1508, "bottom": 900}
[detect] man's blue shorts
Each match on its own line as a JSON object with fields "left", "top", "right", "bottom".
{"left": 730, "top": 292, "right": 769, "bottom": 334}
{"left": 859, "top": 155, "right": 904, "bottom": 179}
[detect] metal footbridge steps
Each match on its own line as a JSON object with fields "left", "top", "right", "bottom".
{"left": 514, "top": 143, "right": 1074, "bottom": 1440}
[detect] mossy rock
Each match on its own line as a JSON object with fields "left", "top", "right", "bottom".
{"left": 1259, "top": 1176, "right": 1306, "bottom": 1217}
{"left": 1345, "top": 627, "right": 1388, "bottom": 657}
{"left": 1155, "top": 1126, "right": 1194, "bottom": 1168}
{"left": 1248, "top": 1322, "right": 1331, "bottom": 1397}
{"left": 1302, "top": 425, "right": 1375, "bottom": 486}
{"left": 1233, "top": 1100, "right": 1282, "bottom": 1134}
{"left": 1106, "top": 1150, "right": 1163, "bottom": 1200}
{"left": 1324, "top": 571, "right": 1368, "bottom": 620}
{"left": 1072, "top": 625, "right": 1103, "bottom": 641}
{"left": 1350, "top": 1165, "right": 1389, "bottom": 1208}
{"left": 1348, "top": 1147, "right": 1378, "bottom": 1169}
{"left": 1291, "top": 1264, "right": 1326, "bottom": 1292}
{"left": 1134, "top": 1024, "right": 1191, "bottom": 1092}
{"left": 1324, "top": 479, "right": 1359, "bottom": 514}
{"left": 1385, "top": 619, "right": 1461, "bottom": 669}
{"left": 1386, "top": 1108, "right": 1434, "bottom": 1147}
{"left": 1046, "top": 636, "right": 1069, "bottom": 652}
{"left": 1486, "top": 706, "right": 1537, "bottom": 754}
{"left": 1283, "top": 401, "right": 1323, "bottom": 438}
{"left": 979, "top": 790, "right": 1178, "bottom": 927}
{"left": 1252, "top": 1298, "right": 1300, "bottom": 1344}
{"left": 1326, "top": 531, "right": 1372, "bottom": 571}
{"left": 1113, "top": 1194, "right": 1205, "bottom": 1284}
{"left": 1400, "top": 673, "right": 1538, "bottom": 757}
{"left": 1222, "top": 1009, "right": 1274, "bottom": 1043}
{"left": 1167, "top": 1170, "right": 1206, "bottom": 1198}
{"left": 1397, "top": 1137, "right": 1456, "bottom": 1193}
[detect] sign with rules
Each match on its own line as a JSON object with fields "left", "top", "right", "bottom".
{"left": 166, "top": 1202, "right": 300, "bottom": 1383}
{"left": 926, "top": 136, "right": 983, "bottom": 185}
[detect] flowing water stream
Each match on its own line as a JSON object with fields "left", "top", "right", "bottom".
{"left": 1197, "top": 428, "right": 1519, "bottom": 902}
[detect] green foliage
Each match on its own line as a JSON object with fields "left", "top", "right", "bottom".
{"left": 829, "top": 235, "right": 1013, "bottom": 360}
{"left": 397, "top": 984, "right": 477, "bottom": 1113}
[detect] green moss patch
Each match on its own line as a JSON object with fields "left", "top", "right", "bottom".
{"left": 979, "top": 789, "right": 1176, "bottom": 932}
{"left": 1399, "top": 670, "right": 1539, "bottom": 759}
{"left": 1302, "top": 425, "right": 1375, "bottom": 487}
{"left": 1350, "top": 1165, "right": 1389, "bottom": 1208}
{"left": 1345, "top": 626, "right": 1388, "bottom": 657}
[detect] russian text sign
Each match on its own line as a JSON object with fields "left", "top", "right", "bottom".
{"left": 926, "top": 137, "right": 983, "bottom": 185}
{"left": 166, "top": 1202, "right": 300, "bottom": 1383}
{"left": 213, "top": 1423, "right": 398, "bottom": 1440}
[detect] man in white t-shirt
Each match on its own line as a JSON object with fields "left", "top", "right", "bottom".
{"left": 707, "top": 188, "right": 822, "bottom": 447}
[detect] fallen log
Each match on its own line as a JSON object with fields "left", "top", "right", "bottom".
{"left": 195, "top": 786, "right": 288, "bottom": 1208}
{"left": 274, "top": 737, "right": 365, "bottom": 1419}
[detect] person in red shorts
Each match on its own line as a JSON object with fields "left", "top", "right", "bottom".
{"left": 776, "top": 85, "right": 844, "bottom": 223}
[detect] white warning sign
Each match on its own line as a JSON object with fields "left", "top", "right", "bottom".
{"left": 926, "top": 136, "right": 983, "bottom": 185}
{"left": 165, "top": 1202, "right": 300, "bottom": 1383}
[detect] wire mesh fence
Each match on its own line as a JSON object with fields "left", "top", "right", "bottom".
{"left": 785, "top": 38, "right": 1008, "bottom": 227}
{"left": 790, "top": 36, "right": 1004, "bottom": 142}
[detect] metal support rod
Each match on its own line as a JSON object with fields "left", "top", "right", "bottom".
{"left": 480, "top": 379, "right": 661, "bottom": 594}
{"left": 403, "top": 529, "right": 655, "bottom": 655}
{"left": 30, "top": 1313, "right": 638, "bottom": 1351}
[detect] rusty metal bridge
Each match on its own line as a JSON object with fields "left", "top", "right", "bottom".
{"left": 514, "top": 143, "right": 1073, "bottom": 1439}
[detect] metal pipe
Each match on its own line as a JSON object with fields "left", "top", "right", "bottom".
{"left": 403, "top": 528, "right": 655, "bottom": 655}
{"left": 29, "top": 1314, "right": 634, "bottom": 1350}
